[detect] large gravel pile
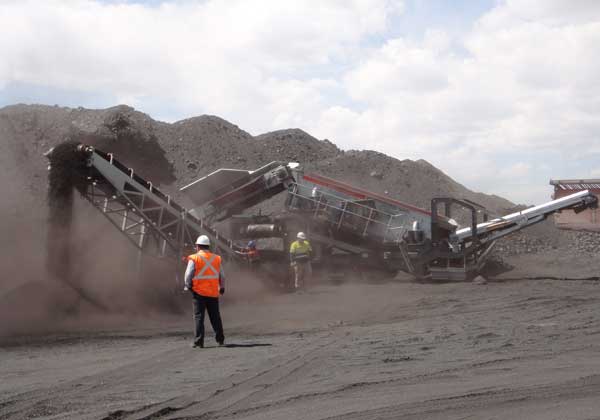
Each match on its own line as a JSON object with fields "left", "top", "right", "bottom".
{"left": 0, "top": 104, "right": 514, "bottom": 213}
{"left": 307, "top": 150, "right": 514, "bottom": 213}
{"left": 2, "top": 103, "right": 594, "bottom": 279}
{"left": 495, "top": 217, "right": 600, "bottom": 258}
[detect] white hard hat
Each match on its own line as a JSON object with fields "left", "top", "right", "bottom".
{"left": 297, "top": 232, "right": 306, "bottom": 240}
{"left": 195, "top": 235, "right": 210, "bottom": 246}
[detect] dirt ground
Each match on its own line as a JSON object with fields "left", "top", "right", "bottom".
{"left": 2, "top": 264, "right": 600, "bottom": 420}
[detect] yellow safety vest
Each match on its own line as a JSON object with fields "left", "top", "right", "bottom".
{"left": 290, "top": 240, "right": 312, "bottom": 261}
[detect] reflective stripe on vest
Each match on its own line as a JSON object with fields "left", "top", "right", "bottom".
{"left": 189, "top": 251, "right": 221, "bottom": 297}
{"left": 192, "top": 253, "right": 219, "bottom": 280}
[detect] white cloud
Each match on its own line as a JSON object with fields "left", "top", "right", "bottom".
{"left": 497, "top": 162, "right": 532, "bottom": 179}
{"left": 0, "top": 0, "right": 399, "bottom": 124}
{"left": 2, "top": 0, "right": 600, "bottom": 205}
{"left": 315, "top": 0, "right": 600, "bottom": 203}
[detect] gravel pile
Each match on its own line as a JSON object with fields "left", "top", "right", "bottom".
{"left": 565, "top": 230, "right": 600, "bottom": 254}
{"left": 0, "top": 104, "right": 514, "bottom": 215}
{"left": 308, "top": 150, "right": 513, "bottom": 213}
{"left": 494, "top": 217, "right": 600, "bottom": 258}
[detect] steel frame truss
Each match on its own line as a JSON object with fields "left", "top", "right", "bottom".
{"left": 76, "top": 148, "right": 241, "bottom": 265}
{"left": 81, "top": 181, "right": 174, "bottom": 259}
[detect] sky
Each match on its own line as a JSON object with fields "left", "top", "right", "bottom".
{"left": 2, "top": 0, "right": 600, "bottom": 205}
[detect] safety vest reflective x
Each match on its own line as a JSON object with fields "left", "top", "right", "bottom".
{"left": 188, "top": 251, "right": 221, "bottom": 297}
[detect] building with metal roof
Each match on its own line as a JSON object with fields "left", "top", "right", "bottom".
{"left": 549, "top": 179, "right": 600, "bottom": 231}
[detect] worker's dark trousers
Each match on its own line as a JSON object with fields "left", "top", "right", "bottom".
{"left": 192, "top": 292, "right": 225, "bottom": 346}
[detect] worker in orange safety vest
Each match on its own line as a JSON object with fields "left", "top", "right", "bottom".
{"left": 235, "top": 240, "right": 260, "bottom": 270}
{"left": 245, "top": 240, "right": 260, "bottom": 262}
{"left": 184, "top": 235, "right": 225, "bottom": 348}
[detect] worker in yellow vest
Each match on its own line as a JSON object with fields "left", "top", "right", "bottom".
{"left": 289, "top": 232, "right": 312, "bottom": 290}
{"left": 184, "top": 235, "right": 225, "bottom": 348}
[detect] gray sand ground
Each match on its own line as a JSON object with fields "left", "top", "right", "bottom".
{"left": 3, "top": 272, "right": 600, "bottom": 420}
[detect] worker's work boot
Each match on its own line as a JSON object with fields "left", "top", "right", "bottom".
{"left": 192, "top": 340, "right": 204, "bottom": 349}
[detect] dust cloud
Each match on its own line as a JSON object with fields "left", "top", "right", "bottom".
{"left": 0, "top": 141, "right": 184, "bottom": 339}
{"left": 0, "top": 135, "right": 292, "bottom": 341}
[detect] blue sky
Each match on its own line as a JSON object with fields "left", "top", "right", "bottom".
{"left": 391, "top": 0, "right": 497, "bottom": 38}
{"left": 2, "top": 0, "right": 599, "bottom": 204}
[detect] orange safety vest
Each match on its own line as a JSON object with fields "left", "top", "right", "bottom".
{"left": 246, "top": 248, "right": 259, "bottom": 262}
{"left": 188, "top": 251, "right": 221, "bottom": 297}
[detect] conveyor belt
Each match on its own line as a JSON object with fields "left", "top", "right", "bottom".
{"left": 74, "top": 145, "right": 244, "bottom": 263}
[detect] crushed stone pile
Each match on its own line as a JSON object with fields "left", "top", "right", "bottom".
{"left": 307, "top": 150, "right": 514, "bottom": 213}
{"left": 495, "top": 217, "right": 600, "bottom": 258}
{"left": 0, "top": 104, "right": 513, "bottom": 214}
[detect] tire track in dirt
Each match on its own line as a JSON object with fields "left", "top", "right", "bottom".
{"left": 4, "top": 280, "right": 599, "bottom": 419}
{"left": 124, "top": 287, "right": 600, "bottom": 420}
{"left": 0, "top": 344, "right": 195, "bottom": 419}
{"left": 118, "top": 331, "right": 342, "bottom": 420}
{"left": 160, "top": 342, "right": 600, "bottom": 420}
{"left": 320, "top": 374, "right": 600, "bottom": 420}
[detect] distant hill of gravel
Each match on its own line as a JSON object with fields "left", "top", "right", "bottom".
{"left": 0, "top": 103, "right": 514, "bottom": 215}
